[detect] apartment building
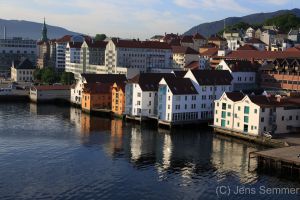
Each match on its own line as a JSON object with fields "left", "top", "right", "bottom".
{"left": 157, "top": 76, "right": 198, "bottom": 124}
{"left": 214, "top": 92, "right": 300, "bottom": 135}
{"left": 171, "top": 46, "right": 199, "bottom": 68}
{"left": 125, "top": 73, "right": 175, "bottom": 118}
{"left": 11, "top": 58, "right": 35, "bottom": 82}
{"left": 105, "top": 38, "right": 172, "bottom": 75}
{"left": 217, "top": 59, "right": 259, "bottom": 91}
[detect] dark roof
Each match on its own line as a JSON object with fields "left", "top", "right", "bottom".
{"left": 226, "top": 50, "right": 300, "bottom": 60}
{"left": 181, "top": 35, "right": 194, "bottom": 43}
{"left": 191, "top": 70, "right": 233, "bottom": 85}
{"left": 225, "top": 92, "right": 245, "bottom": 101}
{"left": 223, "top": 60, "right": 261, "bottom": 72}
{"left": 173, "top": 70, "right": 188, "bottom": 78}
{"left": 201, "top": 48, "right": 218, "bottom": 57}
{"left": 246, "top": 38, "right": 265, "bottom": 44}
{"left": 85, "top": 40, "right": 107, "bottom": 48}
{"left": 208, "top": 35, "right": 226, "bottom": 41}
{"left": 185, "top": 61, "right": 200, "bottom": 70}
{"left": 56, "top": 35, "right": 73, "bottom": 43}
{"left": 112, "top": 38, "right": 171, "bottom": 49}
{"left": 32, "top": 85, "right": 71, "bottom": 91}
{"left": 193, "top": 33, "right": 206, "bottom": 40}
{"left": 237, "top": 44, "right": 258, "bottom": 51}
{"left": 172, "top": 46, "right": 199, "bottom": 54}
{"left": 129, "top": 73, "right": 176, "bottom": 91}
{"left": 68, "top": 42, "right": 83, "bottom": 48}
{"left": 83, "top": 82, "right": 112, "bottom": 94}
{"left": 13, "top": 58, "right": 35, "bottom": 69}
{"left": 163, "top": 76, "right": 198, "bottom": 95}
{"left": 81, "top": 74, "right": 127, "bottom": 85}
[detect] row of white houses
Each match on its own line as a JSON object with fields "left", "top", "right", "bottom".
{"left": 214, "top": 92, "right": 300, "bottom": 135}
{"left": 125, "top": 69, "right": 233, "bottom": 125}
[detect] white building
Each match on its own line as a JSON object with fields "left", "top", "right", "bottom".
{"left": 30, "top": 85, "right": 70, "bottom": 102}
{"left": 246, "top": 27, "right": 255, "bottom": 38}
{"left": 125, "top": 73, "right": 176, "bottom": 118}
{"left": 245, "top": 38, "right": 266, "bottom": 51}
{"left": 217, "top": 59, "right": 258, "bottom": 91}
{"left": 11, "top": 58, "right": 35, "bottom": 82}
{"left": 183, "top": 70, "right": 233, "bottom": 120}
{"left": 105, "top": 39, "right": 172, "bottom": 74}
{"left": 70, "top": 73, "right": 127, "bottom": 106}
{"left": 214, "top": 92, "right": 300, "bottom": 135}
{"left": 157, "top": 76, "right": 198, "bottom": 124}
{"left": 171, "top": 46, "right": 199, "bottom": 68}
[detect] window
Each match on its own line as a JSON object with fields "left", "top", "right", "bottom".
{"left": 149, "top": 93, "right": 151, "bottom": 97}
{"left": 216, "top": 118, "right": 218, "bottom": 123}
{"left": 238, "top": 106, "right": 240, "bottom": 111}
{"left": 148, "top": 101, "right": 151, "bottom": 106}
{"left": 137, "top": 101, "right": 141, "bottom": 105}
{"left": 261, "top": 117, "right": 264, "bottom": 122}
{"left": 282, "top": 116, "right": 284, "bottom": 121}
{"left": 244, "top": 116, "right": 249, "bottom": 123}
{"left": 185, "top": 96, "right": 187, "bottom": 100}
{"left": 222, "top": 103, "right": 226, "bottom": 110}
{"left": 221, "top": 111, "right": 226, "bottom": 118}
{"left": 137, "top": 92, "right": 141, "bottom": 97}
{"left": 168, "top": 96, "right": 170, "bottom": 101}
{"left": 296, "top": 116, "right": 299, "bottom": 120}
{"left": 185, "top": 104, "right": 187, "bottom": 109}
{"left": 254, "top": 109, "right": 257, "bottom": 114}
{"left": 289, "top": 116, "right": 292, "bottom": 120}
{"left": 237, "top": 122, "right": 240, "bottom": 127}
{"left": 227, "top": 121, "right": 230, "bottom": 125}
{"left": 168, "top": 105, "right": 170, "bottom": 109}
{"left": 262, "top": 108, "right": 265, "bottom": 112}
{"left": 244, "top": 106, "right": 249, "bottom": 114}
{"left": 227, "top": 112, "right": 231, "bottom": 117}
{"left": 215, "top": 110, "right": 218, "bottom": 114}
{"left": 228, "top": 104, "right": 231, "bottom": 109}
{"left": 217, "top": 103, "right": 219, "bottom": 107}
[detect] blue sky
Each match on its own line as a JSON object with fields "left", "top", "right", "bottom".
{"left": 1, "top": 0, "right": 299, "bottom": 39}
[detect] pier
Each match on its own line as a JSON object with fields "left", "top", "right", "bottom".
{"left": 249, "top": 146, "right": 300, "bottom": 180}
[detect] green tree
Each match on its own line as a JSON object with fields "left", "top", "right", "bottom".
{"left": 264, "top": 13, "right": 300, "bottom": 33}
{"left": 95, "top": 34, "right": 107, "bottom": 41}
{"left": 41, "top": 67, "right": 59, "bottom": 84}
{"left": 60, "top": 72, "right": 75, "bottom": 85}
{"left": 33, "top": 68, "right": 43, "bottom": 81}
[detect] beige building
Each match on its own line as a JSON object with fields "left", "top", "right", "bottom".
{"left": 30, "top": 85, "right": 71, "bottom": 102}
{"left": 214, "top": 92, "right": 300, "bottom": 136}
{"left": 172, "top": 46, "right": 199, "bottom": 68}
{"left": 11, "top": 58, "right": 35, "bottom": 82}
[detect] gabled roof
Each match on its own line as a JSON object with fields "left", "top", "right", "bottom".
{"left": 246, "top": 38, "right": 265, "bottom": 44}
{"left": 181, "top": 35, "right": 194, "bottom": 43}
{"left": 163, "top": 76, "right": 198, "bottom": 95}
{"left": 208, "top": 35, "right": 226, "bottom": 41}
{"left": 13, "top": 58, "right": 35, "bottom": 69}
{"left": 223, "top": 59, "right": 261, "bottom": 72}
{"left": 173, "top": 70, "right": 188, "bottom": 78}
{"left": 201, "top": 48, "right": 218, "bottom": 57}
{"left": 225, "top": 92, "right": 245, "bottom": 101}
{"left": 190, "top": 70, "right": 233, "bottom": 85}
{"left": 172, "top": 46, "right": 199, "bottom": 55}
{"left": 111, "top": 38, "right": 171, "bottom": 49}
{"left": 185, "top": 61, "right": 200, "bottom": 70}
{"left": 85, "top": 40, "right": 107, "bottom": 48}
{"left": 81, "top": 74, "right": 127, "bottom": 85}
{"left": 83, "top": 82, "right": 112, "bottom": 94}
{"left": 129, "top": 73, "right": 176, "bottom": 91}
{"left": 194, "top": 33, "right": 206, "bottom": 40}
{"left": 68, "top": 42, "right": 83, "bottom": 48}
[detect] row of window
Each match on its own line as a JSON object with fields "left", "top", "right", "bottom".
{"left": 171, "top": 112, "right": 198, "bottom": 121}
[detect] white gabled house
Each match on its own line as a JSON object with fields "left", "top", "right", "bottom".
{"left": 183, "top": 69, "right": 233, "bottom": 120}
{"left": 157, "top": 76, "right": 198, "bottom": 124}
{"left": 125, "top": 73, "right": 176, "bottom": 118}
{"left": 217, "top": 59, "right": 259, "bottom": 91}
{"left": 214, "top": 92, "right": 300, "bottom": 136}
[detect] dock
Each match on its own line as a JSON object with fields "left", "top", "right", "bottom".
{"left": 249, "top": 146, "right": 300, "bottom": 180}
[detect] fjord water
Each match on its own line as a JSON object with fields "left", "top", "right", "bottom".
{"left": 0, "top": 103, "right": 299, "bottom": 200}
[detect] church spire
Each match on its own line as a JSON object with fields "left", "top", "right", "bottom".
{"left": 41, "top": 17, "right": 48, "bottom": 42}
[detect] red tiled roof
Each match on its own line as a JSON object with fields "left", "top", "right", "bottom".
{"left": 246, "top": 38, "right": 265, "bottom": 44}
{"left": 32, "top": 85, "right": 71, "bottom": 91}
{"left": 185, "top": 61, "right": 199, "bottom": 70}
{"left": 237, "top": 44, "right": 258, "bottom": 51}
{"left": 201, "top": 48, "right": 218, "bottom": 57}
{"left": 83, "top": 82, "right": 112, "bottom": 94}
{"left": 56, "top": 35, "right": 73, "bottom": 43}
{"left": 172, "top": 46, "right": 199, "bottom": 55}
{"left": 112, "top": 39, "right": 171, "bottom": 49}
{"left": 226, "top": 50, "right": 300, "bottom": 60}
{"left": 208, "top": 35, "right": 226, "bottom": 41}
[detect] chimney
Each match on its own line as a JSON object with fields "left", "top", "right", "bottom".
{"left": 4, "top": 26, "right": 6, "bottom": 40}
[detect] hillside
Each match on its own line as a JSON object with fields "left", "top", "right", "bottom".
{"left": 0, "top": 19, "right": 80, "bottom": 40}
{"left": 185, "top": 8, "right": 300, "bottom": 37}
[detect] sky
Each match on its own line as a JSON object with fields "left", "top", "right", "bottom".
{"left": 1, "top": 0, "right": 299, "bottom": 39}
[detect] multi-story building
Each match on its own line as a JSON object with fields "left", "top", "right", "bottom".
{"left": 171, "top": 46, "right": 199, "bottom": 68}
{"left": 260, "top": 30, "right": 276, "bottom": 49}
{"left": 288, "top": 29, "right": 300, "bottom": 44}
{"left": 105, "top": 38, "right": 172, "bottom": 75}
{"left": 65, "top": 42, "right": 83, "bottom": 75}
{"left": 125, "top": 73, "right": 175, "bottom": 118}
{"left": 0, "top": 37, "right": 37, "bottom": 71}
{"left": 245, "top": 38, "right": 266, "bottom": 51}
{"left": 112, "top": 82, "right": 126, "bottom": 116}
{"left": 71, "top": 73, "right": 127, "bottom": 106}
{"left": 183, "top": 70, "right": 233, "bottom": 120}
{"left": 214, "top": 92, "right": 300, "bottom": 135}
{"left": 217, "top": 59, "right": 259, "bottom": 91}
{"left": 208, "top": 35, "right": 227, "bottom": 49}
{"left": 11, "top": 58, "right": 35, "bottom": 82}
{"left": 157, "top": 76, "right": 198, "bottom": 124}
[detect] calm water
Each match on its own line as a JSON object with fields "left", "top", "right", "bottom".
{"left": 0, "top": 103, "right": 299, "bottom": 200}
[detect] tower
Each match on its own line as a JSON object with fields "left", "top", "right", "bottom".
{"left": 41, "top": 17, "right": 48, "bottom": 42}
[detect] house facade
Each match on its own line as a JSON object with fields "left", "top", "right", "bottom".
{"left": 11, "top": 58, "right": 35, "bottom": 82}
{"left": 171, "top": 46, "right": 199, "bottom": 68}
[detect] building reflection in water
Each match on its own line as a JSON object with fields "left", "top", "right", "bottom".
{"left": 67, "top": 108, "right": 259, "bottom": 184}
